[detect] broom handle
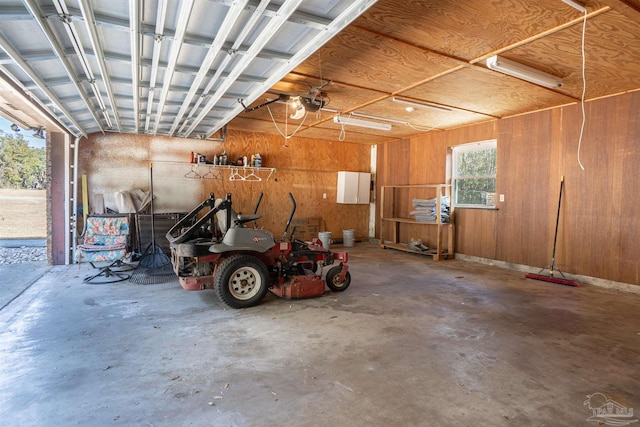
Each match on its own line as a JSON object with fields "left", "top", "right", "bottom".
{"left": 550, "top": 176, "right": 565, "bottom": 269}
{"left": 149, "top": 162, "right": 156, "bottom": 250}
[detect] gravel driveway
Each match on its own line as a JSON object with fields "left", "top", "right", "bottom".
{"left": 0, "top": 246, "right": 47, "bottom": 265}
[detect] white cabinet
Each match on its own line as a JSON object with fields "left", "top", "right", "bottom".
{"left": 337, "top": 171, "right": 371, "bottom": 204}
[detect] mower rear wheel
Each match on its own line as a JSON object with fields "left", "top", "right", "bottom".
{"left": 214, "top": 254, "right": 269, "bottom": 308}
{"left": 326, "top": 266, "right": 351, "bottom": 292}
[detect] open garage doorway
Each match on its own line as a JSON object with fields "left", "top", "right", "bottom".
{"left": 0, "top": 116, "right": 47, "bottom": 263}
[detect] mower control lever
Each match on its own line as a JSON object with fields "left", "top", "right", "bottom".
{"left": 282, "top": 192, "right": 296, "bottom": 240}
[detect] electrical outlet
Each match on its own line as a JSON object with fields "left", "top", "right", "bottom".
{"left": 323, "top": 193, "right": 327, "bottom": 199}
{"left": 499, "top": 194, "right": 505, "bottom": 202}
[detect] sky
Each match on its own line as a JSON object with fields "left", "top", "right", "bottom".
{"left": 0, "top": 116, "right": 47, "bottom": 149}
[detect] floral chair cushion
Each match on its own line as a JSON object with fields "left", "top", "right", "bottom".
{"left": 77, "top": 215, "right": 130, "bottom": 263}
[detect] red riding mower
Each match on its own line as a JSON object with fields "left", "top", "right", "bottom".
{"left": 166, "top": 193, "right": 350, "bottom": 308}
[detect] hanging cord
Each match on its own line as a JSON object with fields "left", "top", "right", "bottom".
{"left": 316, "top": 52, "right": 323, "bottom": 122}
{"left": 576, "top": 8, "right": 588, "bottom": 170}
{"left": 407, "top": 122, "right": 438, "bottom": 133}
{"left": 266, "top": 103, "right": 309, "bottom": 140}
{"left": 336, "top": 112, "right": 347, "bottom": 141}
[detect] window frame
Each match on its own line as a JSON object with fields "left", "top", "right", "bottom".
{"left": 451, "top": 139, "right": 497, "bottom": 209}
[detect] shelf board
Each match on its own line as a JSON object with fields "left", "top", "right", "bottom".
{"left": 381, "top": 217, "right": 452, "bottom": 225}
{"left": 380, "top": 242, "right": 450, "bottom": 260}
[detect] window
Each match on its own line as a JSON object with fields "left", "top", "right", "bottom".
{"left": 452, "top": 140, "right": 497, "bottom": 208}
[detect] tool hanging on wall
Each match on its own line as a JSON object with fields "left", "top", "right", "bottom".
{"left": 525, "top": 176, "right": 580, "bottom": 287}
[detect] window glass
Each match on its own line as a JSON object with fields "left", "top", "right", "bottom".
{"left": 452, "top": 140, "right": 497, "bottom": 208}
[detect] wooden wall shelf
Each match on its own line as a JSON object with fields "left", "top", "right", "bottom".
{"left": 180, "top": 163, "right": 276, "bottom": 181}
{"left": 380, "top": 184, "right": 454, "bottom": 261}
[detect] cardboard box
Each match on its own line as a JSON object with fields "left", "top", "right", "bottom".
{"left": 291, "top": 217, "right": 322, "bottom": 241}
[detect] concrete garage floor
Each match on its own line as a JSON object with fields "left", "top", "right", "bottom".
{"left": 1, "top": 242, "right": 639, "bottom": 426}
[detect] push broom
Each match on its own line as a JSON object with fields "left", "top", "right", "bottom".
{"left": 525, "top": 176, "right": 580, "bottom": 287}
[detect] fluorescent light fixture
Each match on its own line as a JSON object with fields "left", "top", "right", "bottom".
{"left": 561, "top": 0, "right": 586, "bottom": 12}
{"left": 486, "top": 55, "right": 563, "bottom": 89}
{"left": 392, "top": 97, "right": 452, "bottom": 112}
{"left": 333, "top": 115, "right": 392, "bottom": 131}
{"left": 351, "top": 112, "right": 407, "bottom": 124}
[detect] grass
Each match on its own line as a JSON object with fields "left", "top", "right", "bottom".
{"left": 0, "top": 189, "right": 47, "bottom": 238}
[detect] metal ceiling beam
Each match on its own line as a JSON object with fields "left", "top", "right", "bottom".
{"left": 0, "top": 38, "right": 85, "bottom": 137}
{"left": 202, "top": 0, "right": 380, "bottom": 138}
{"left": 257, "top": 1, "right": 331, "bottom": 29}
{"left": 169, "top": 0, "right": 252, "bottom": 136}
{"left": 25, "top": 73, "right": 250, "bottom": 100}
{"left": 174, "top": 0, "right": 272, "bottom": 136}
{"left": 53, "top": 0, "right": 112, "bottom": 129}
{"left": 21, "top": 0, "right": 102, "bottom": 134}
{"left": 144, "top": 0, "right": 168, "bottom": 133}
{"left": 78, "top": 0, "right": 121, "bottom": 131}
{"left": 0, "top": 50, "right": 57, "bottom": 64}
{"left": 0, "top": 42, "right": 292, "bottom": 67}
{"left": 139, "top": 28, "right": 293, "bottom": 62}
{"left": 24, "top": 77, "right": 79, "bottom": 89}
{"left": 129, "top": 0, "right": 140, "bottom": 133}
{"left": 37, "top": 3, "right": 332, "bottom": 40}
{"left": 151, "top": 0, "right": 194, "bottom": 134}
{"left": 184, "top": 0, "right": 305, "bottom": 137}
{"left": 55, "top": 47, "right": 275, "bottom": 84}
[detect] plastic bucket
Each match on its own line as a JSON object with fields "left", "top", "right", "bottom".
{"left": 343, "top": 229, "right": 355, "bottom": 247}
{"left": 318, "top": 231, "right": 332, "bottom": 249}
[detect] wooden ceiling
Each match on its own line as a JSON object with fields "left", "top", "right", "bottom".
{"left": 231, "top": 0, "right": 640, "bottom": 144}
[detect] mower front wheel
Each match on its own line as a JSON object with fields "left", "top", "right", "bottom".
{"left": 214, "top": 254, "right": 269, "bottom": 308}
{"left": 326, "top": 266, "right": 351, "bottom": 292}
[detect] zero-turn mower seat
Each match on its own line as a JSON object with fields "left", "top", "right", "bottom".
{"left": 215, "top": 198, "right": 239, "bottom": 234}
{"left": 214, "top": 198, "right": 262, "bottom": 234}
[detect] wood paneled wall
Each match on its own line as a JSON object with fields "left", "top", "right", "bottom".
{"left": 78, "top": 130, "right": 371, "bottom": 241}
{"left": 77, "top": 88, "right": 640, "bottom": 285}
{"left": 377, "top": 91, "right": 640, "bottom": 286}
{"left": 376, "top": 121, "right": 497, "bottom": 253}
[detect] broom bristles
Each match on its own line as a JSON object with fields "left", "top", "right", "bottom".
{"left": 525, "top": 273, "right": 580, "bottom": 287}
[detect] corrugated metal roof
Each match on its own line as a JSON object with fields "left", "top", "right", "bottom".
{"left": 0, "top": 0, "right": 377, "bottom": 138}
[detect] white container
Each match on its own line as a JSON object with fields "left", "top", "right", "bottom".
{"left": 318, "top": 231, "right": 332, "bottom": 249}
{"left": 343, "top": 229, "right": 355, "bottom": 247}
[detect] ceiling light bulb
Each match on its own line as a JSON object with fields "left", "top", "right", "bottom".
{"left": 405, "top": 106, "right": 415, "bottom": 113}
{"left": 290, "top": 107, "right": 305, "bottom": 120}
{"left": 289, "top": 96, "right": 302, "bottom": 110}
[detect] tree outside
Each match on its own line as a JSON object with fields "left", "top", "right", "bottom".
{"left": 0, "top": 132, "right": 47, "bottom": 239}
{"left": 0, "top": 133, "right": 46, "bottom": 189}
